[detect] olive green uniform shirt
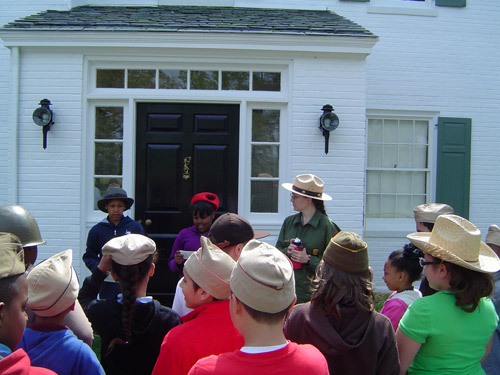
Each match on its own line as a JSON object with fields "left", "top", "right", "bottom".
{"left": 276, "top": 210, "right": 340, "bottom": 303}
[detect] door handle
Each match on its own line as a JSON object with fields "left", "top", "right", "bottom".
{"left": 144, "top": 219, "right": 152, "bottom": 227}
{"left": 183, "top": 156, "right": 192, "bottom": 180}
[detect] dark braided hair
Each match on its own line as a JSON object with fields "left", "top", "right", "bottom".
{"left": 313, "top": 199, "right": 327, "bottom": 216}
{"left": 387, "top": 243, "right": 423, "bottom": 284}
{"left": 106, "top": 254, "right": 154, "bottom": 355}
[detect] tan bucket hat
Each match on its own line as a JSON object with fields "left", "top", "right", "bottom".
{"left": 486, "top": 225, "right": 500, "bottom": 247}
{"left": 413, "top": 203, "right": 454, "bottom": 223}
{"left": 407, "top": 214, "right": 500, "bottom": 273}
{"left": 282, "top": 174, "right": 332, "bottom": 201}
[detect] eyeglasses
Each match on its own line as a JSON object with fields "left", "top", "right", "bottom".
{"left": 290, "top": 193, "right": 301, "bottom": 200}
{"left": 419, "top": 257, "right": 442, "bottom": 267}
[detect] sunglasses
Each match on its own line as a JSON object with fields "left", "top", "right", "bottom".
{"left": 419, "top": 257, "right": 442, "bottom": 267}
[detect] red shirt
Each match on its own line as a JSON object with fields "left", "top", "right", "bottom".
{"left": 187, "top": 342, "right": 329, "bottom": 375}
{"left": 0, "top": 349, "right": 57, "bottom": 375}
{"left": 152, "top": 300, "right": 244, "bottom": 375}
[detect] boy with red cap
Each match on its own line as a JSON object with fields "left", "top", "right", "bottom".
{"left": 153, "top": 236, "right": 244, "bottom": 375}
{"left": 188, "top": 240, "right": 329, "bottom": 375}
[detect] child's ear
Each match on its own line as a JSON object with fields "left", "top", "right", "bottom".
{"left": 148, "top": 263, "right": 155, "bottom": 277}
{"left": 0, "top": 301, "right": 5, "bottom": 320}
{"left": 198, "top": 288, "right": 213, "bottom": 304}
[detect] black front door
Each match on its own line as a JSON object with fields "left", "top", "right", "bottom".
{"left": 135, "top": 102, "right": 240, "bottom": 306}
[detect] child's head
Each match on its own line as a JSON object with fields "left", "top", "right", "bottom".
{"left": 413, "top": 203, "right": 453, "bottom": 232}
{"left": 230, "top": 240, "right": 296, "bottom": 326}
{"left": 182, "top": 236, "right": 235, "bottom": 309}
{"left": 190, "top": 192, "right": 219, "bottom": 234}
{"left": 383, "top": 243, "right": 423, "bottom": 292}
{"left": 27, "top": 249, "right": 79, "bottom": 319}
{"left": 311, "top": 231, "right": 374, "bottom": 318}
{"left": 0, "top": 232, "right": 27, "bottom": 351}
{"left": 102, "top": 234, "right": 156, "bottom": 343}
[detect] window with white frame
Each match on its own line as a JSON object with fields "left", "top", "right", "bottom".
{"left": 250, "top": 109, "right": 281, "bottom": 213}
{"left": 92, "top": 106, "right": 124, "bottom": 210}
{"left": 366, "top": 117, "right": 430, "bottom": 219}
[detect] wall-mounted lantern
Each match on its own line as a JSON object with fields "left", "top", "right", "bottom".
{"left": 319, "top": 104, "right": 339, "bottom": 154}
{"left": 32, "top": 99, "right": 54, "bottom": 149}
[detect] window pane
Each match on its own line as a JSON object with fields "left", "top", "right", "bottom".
{"left": 412, "top": 172, "right": 426, "bottom": 194}
{"left": 412, "top": 195, "right": 426, "bottom": 208}
{"left": 366, "top": 195, "right": 380, "bottom": 217}
{"left": 398, "top": 144, "right": 413, "bottom": 168}
{"left": 414, "top": 145, "right": 428, "bottom": 168}
{"left": 381, "top": 195, "right": 397, "bottom": 218}
{"left": 191, "top": 70, "right": 218, "bottom": 90}
{"left": 381, "top": 171, "right": 396, "bottom": 193}
{"left": 382, "top": 145, "right": 398, "bottom": 168}
{"left": 253, "top": 72, "right": 280, "bottom": 91}
{"left": 415, "top": 121, "right": 428, "bottom": 144}
{"left": 159, "top": 69, "right": 187, "bottom": 89}
{"left": 222, "top": 71, "right": 249, "bottom": 90}
{"left": 368, "top": 119, "right": 383, "bottom": 143}
{"left": 252, "top": 110, "right": 279, "bottom": 142}
{"left": 251, "top": 180, "right": 278, "bottom": 213}
{"left": 96, "top": 69, "right": 124, "bottom": 88}
{"left": 251, "top": 145, "right": 279, "bottom": 177}
{"left": 128, "top": 69, "right": 155, "bottom": 89}
{"left": 95, "top": 107, "right": 123, "bottom": 140}
{"left": 367, "top": 144, "right": 382, "bottom": 168}
{"left": 95, "top": 143, "right": 123, "bottom": 175}
{"left": 384, "top": 119, "right": 398, "bottom": 143}
{"left": 397, "top": 195, "right": 412, "bottom": 218}
{"left": 366, "top": 171, "right": 381, "bottom": 193}
{"left": 396, "top": 171, "right": 412, "bottom": 194}
{"left": 399, "top": 120, "right": 413, "bottom": 143}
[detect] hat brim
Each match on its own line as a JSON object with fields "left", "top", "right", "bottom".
{"left": 97, "top": 197, "right": 134, "bottom": 213}
{"left": 407, "top": 232, "right": 500, "bottom": 273}
{"left": 281, "top": 183, "right": 332, "bottom": 201}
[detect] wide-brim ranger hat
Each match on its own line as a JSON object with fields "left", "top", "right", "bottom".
{"left": 209, "top": 213, "right": 270, "bottom": 248}
{"left": 282, "top": 174, "right": 332, "bottom": 201}
{"left": 184, "top": 236, "right": 235, "bottom": 300}
{"left": 27, "top": 249, "right": 79, "bottom": 317}
{"left": 407, "top": 214, "right": 500, "bottom": 273}
{"left": 97, "top": 187, "right": 134, "bottom": 213}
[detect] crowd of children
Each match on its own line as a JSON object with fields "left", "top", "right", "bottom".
{"left": 1, "top": 199, "right": 500, "bottom": 375}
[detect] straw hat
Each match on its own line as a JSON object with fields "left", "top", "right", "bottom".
{"left": 407, "top": 214, "right": 500, "bottom": 273}
{"left": 282, "top": 174, "right": 331, "bottom": 201}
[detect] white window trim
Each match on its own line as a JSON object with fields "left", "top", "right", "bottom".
{"left": 364, "top": 109, "right": 439, "bottom": 237}
{"left": 368, "top": 0, "right": 438, "bottom": 16}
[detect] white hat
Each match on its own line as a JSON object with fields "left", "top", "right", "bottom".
{"left": 184, "top": 236, "right": 235, "bottom": 300}
{"left": 102, "top": 234, "right": 156, "bottom": 265}
{"left": 27, "top": 249, "right": 79, "bottom": 317}
{"left": 486, "top": 225, "right": 500, "bottom": 247}
{"left": 413, "top": 203, "right": 454, "bottom": 223}
{"left": 407, "top": 214, "right": 500, "bottom": 273}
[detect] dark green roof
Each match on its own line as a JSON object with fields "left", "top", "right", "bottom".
{"left": 1, "top": 5, "right": 375, "bottom": 38}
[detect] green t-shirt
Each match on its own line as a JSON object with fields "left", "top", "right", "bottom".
{"left": 399, "top": 290, "right": 498, "bottom": 375}
{"left": 275, "top": 210, "right": 340, "bottom": 303}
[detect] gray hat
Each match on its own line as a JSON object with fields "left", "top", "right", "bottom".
{"left": 413, "top": 203, "right": 454, "bottom": 223}
{"left": 0, "top": 232, "right": 25, "bottom": 279}
{"left": 0, "top": 204, "right": 45, "bottom": 247}
{"left": 97, "top": 187, "right": 134, "bottom": 213}
{"left": 230, "top": 240, "right": 295, "bottom": 313}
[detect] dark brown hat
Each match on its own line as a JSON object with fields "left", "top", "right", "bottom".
{"left": 97, "top": 187, "right": 134, "bottom": 213}
{"left": 209, "top": 213, "right": 268, "bottom": 248}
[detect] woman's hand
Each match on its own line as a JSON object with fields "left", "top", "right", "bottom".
{"left": 174, "top": 250, "right": 184, "bottom": 265}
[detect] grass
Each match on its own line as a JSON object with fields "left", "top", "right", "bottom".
{"left": 92, "top": 335, "right": 101, "bottom": 360}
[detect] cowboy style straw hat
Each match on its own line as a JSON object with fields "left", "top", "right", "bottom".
{"left": 407, "top": 214, "right": 500, "bottom": 273}
{"left": 282, "top": 174, "right": 332, "bottom": 201}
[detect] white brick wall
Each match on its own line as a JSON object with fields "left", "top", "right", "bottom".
{"left": 1, "top": 0, "right": 499, "bottom": 291}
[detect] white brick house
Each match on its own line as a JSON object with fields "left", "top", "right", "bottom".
{"left": 1, "top": 0, "right": 498, "bottom": 296}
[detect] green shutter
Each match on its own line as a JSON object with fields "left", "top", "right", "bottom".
{"left": 436, "top": 117, "right": 471, "bottom": 219}
{"left": 436, "top": 0, "right": 466, "bottom": 7}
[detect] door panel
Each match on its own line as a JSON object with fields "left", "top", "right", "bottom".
{"left": 135, "top": 102, "right": 239, "bottom": 306}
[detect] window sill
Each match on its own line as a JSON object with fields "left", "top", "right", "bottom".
{"left": 367, "top": 5, "right": 438, "bottom": 16}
